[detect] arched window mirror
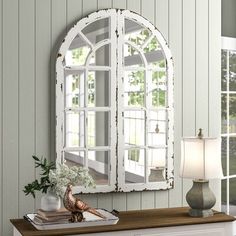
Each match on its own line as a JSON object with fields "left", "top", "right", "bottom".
{"left": 56, "top": 9, "right": 174, "bottom": 193}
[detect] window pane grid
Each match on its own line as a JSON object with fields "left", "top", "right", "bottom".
{"left": 122, "top": 26, "right": 168, "bottom": 185}
{"left": 57, "top": 9, "right": 173, "bottom": 192}
{"left": 221, "top": 43, "right": 236, "bottom": 215}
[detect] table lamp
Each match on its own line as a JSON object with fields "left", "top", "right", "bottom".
{"left": 180, "top": 129, "right": 223, "bottom": 217}
{"left": 148, "top": 150, "right": 166, "bottom": 182}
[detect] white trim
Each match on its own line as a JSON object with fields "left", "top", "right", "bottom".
{"left": 222, "top": 36, "right": 236, "bottom": 51}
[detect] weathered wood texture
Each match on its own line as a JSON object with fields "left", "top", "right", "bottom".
{"left": 0, "top": 0, "right": 221, "bottom": 235}
{"left": 10, "top": 207, "right": 235, "bottom": 236}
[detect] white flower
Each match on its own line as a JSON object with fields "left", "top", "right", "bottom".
{"left": 49, "top": 163, "right": 95, "bottom": 197}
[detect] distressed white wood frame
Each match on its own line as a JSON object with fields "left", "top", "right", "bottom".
{"left": 56, "top": 9, "right": 174, "bottom": 193}
{"left": 117, "top": 10, "right": 174, "bottom": 192}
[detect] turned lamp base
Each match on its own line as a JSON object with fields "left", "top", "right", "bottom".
{"left": 186, "top": 180, "right": 216, "bottom": 218}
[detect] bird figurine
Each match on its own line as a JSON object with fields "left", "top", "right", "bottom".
{"left": 63, "top": 184, "right": 106, "bottom": 222}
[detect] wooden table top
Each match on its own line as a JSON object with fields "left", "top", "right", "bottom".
{"left": 10, "top": 207, "right": 235, "bottom": 236}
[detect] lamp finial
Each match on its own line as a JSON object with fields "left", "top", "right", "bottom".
{"left": 198, "top": 128, "right": 203, "bottom": 139}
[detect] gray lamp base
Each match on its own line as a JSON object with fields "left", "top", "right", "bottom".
{"left": 189, "top": 209, "right": 214, "bottom": 217}
{"left": 186, "top": 180, "right": 216, "bottom": 218}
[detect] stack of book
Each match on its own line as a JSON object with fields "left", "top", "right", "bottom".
{"left": 33, "top": 208, "right": 71, "bottom": 224}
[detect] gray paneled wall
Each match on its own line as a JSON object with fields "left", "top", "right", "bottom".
{"left": 0, "top": 0, "right": 221, "bottom": 235}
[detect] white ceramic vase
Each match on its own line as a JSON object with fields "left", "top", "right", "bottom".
{"left": 40, "top": 192, "right": 61, "bottom": 211}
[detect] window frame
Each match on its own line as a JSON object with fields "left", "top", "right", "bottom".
{"left": 221, "top": 36, "right": 236, "bottom": 215}
{"left": 56, "top": 9, "right": 174, "bottom": 193}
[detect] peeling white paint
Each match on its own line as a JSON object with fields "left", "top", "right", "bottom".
{"left": 56, "top": 9, "right": 174, "bottom": 193}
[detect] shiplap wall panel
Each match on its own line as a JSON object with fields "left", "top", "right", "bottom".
{"left": 67, "top": 0, "right": 82, "bottom": 27}
{"left": 141, "top": 191, "right": 155, "bottom": 209}
{"left": 141, "top": 0, "right": 155, "bottom": 24}
{"left": 112, "top": 0, "right": 126, "bottom": 9}
{"left": 155, "top": 191, "right": 168, "bottom": 208}
{"left": 18, "top": 0, "right": 35, "bottom": 217}
{"left": 80, "top": 194, "right": 98, "bottom": 208}
{"left": 98, "top": 194, "right": 113, "bottom": 211}
{"left": 2, "top": 0, "right": 19, "bottom": 235}
{"left": 35, "top": 0, "right": 51, "bottom": 210}
{"left": 156, "top": 0, "right": 168, "bottom": 41}
{"left": 127, "top": 0, "right": 141, "bottom": 14}
{"left": 168, "top": 0, "right": 183, "bottom": 207}
{"left": 0, "top": 0, "right": 221, "bottom": 234}
{"left": 209, "top": 0, "right": 221, "bottom": 211}
{"left": 98, "top": 0, "right": 112, "bottom": 9}
{"left": 127, "top": 192, "right": 141, "bottom": 210}
{"left": 155, "top": 0, "right": 169, "bottom": 208}
{"left": 196, "top": 0, "right": 209, "bottom": 135}
{"left": 182, "top": 0, "right": 196, "bottom": 206}
{"left": 1, "top": 0, "right": 19, "bottom": 236}
{"left": 112, "top": 192, "right": 127, "bottom": 211}
{"left": 182, "top": 0, "right": 196, "bottom": 137}
{"left": 83, "top": 0, "right": 98, "bottom": 17}
{"left": 0, "top": 0, "right": 2, "bottom": 233}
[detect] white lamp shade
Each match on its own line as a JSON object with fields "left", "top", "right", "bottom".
{"left": 148, "top": 149, "right": 166, "bottom": 168}
{"left": 180, "top": 137, "right": 223, "bottom": 179}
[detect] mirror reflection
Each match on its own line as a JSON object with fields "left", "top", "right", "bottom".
{"left": 56, "top": 9, "right": 173, "bottom": 192}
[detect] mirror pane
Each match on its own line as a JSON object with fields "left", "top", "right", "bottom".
{"left": 148, "top": 148, "right": 166, "bottom": 182}
{"left": 87, "top": 111, "right": 110, "bottom": 147}
{"left": 144, "top": 36, "right": 161, "bottom": 53}
{"left": 124, "top": 18, "right": 151, "bottom": 46}
{"left": 151, "top": 71, "right": 166, "bottom": 107}
{"left": 148, "top": 110, "right": 166, "bottom": 146}
{"left": 124, "top": 44, "right": 144, "bottom": 67}
{"left": 124, "top": 110, "right": 145, "bottom": 146}
{"left": 143, "top": 36, "right": 166, "bottom": 69}
{"left": 221, "top": 136, "right": 227, "bottom": 176}
{"left": 57, "top": 9, "right": 173, "bottom": 193}
{"left": 229, "top": 94, "right": 236, "bottom": 133}
{"left": 65, "top": 34, "right": 90, "bottom": 66}
{"left": 87, "top": 71, "right": 110, "bottom": 107}
{"left": 65, "top": 73, "right": 85, "bottom": 108}
{"left": 88, "top": 150, "right": 109, "bottom": 185}
{"left": 65, "top": 151, "right": 84, "bottom": 167}
{"left": 82, "top": 17, "right": 110, "bottom": 45}
{"left": 147, "top": 53, "right": 165, "bottom": 68}
{"left": 221, "top": 94, "right": 227, "bottom": 134}
{"left": 124, "top": 71, "right": 145, "bottom": 107}
{"left": 229, "top": 51, "right": 236, "bottom": 91}
{"left": 229, "top": 136, "right": 236, "bottom": 175}
{"left": 89, "top": 44, "right": 110, "bottom": 66}
{"left": 65, "top": 111, "right": 85, "bottom": 147}
{"left": 125, "top": 149, "right": 145, "bottom": 183}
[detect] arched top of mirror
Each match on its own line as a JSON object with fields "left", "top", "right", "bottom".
{"left": 56, "top": 9, "right": 174, "bottom": 193}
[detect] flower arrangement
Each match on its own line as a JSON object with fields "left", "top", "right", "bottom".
{"left": 49, "top": 163, "right": 95, "bottom": 197}
{"left": 23, "top": 156, "right": 95, "bottom": 198}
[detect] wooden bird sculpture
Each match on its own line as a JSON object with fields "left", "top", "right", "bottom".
{"left": 63, "top": 184, "right": 106, "bottom": 222}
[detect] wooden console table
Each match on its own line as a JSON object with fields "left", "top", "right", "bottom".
{"left": 11, "top": 207, "right": 235, "bottom": 236}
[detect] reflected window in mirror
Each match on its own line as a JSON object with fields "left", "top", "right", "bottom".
{"left": 56, "top": 9, "right": 173, "bottom": 193}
